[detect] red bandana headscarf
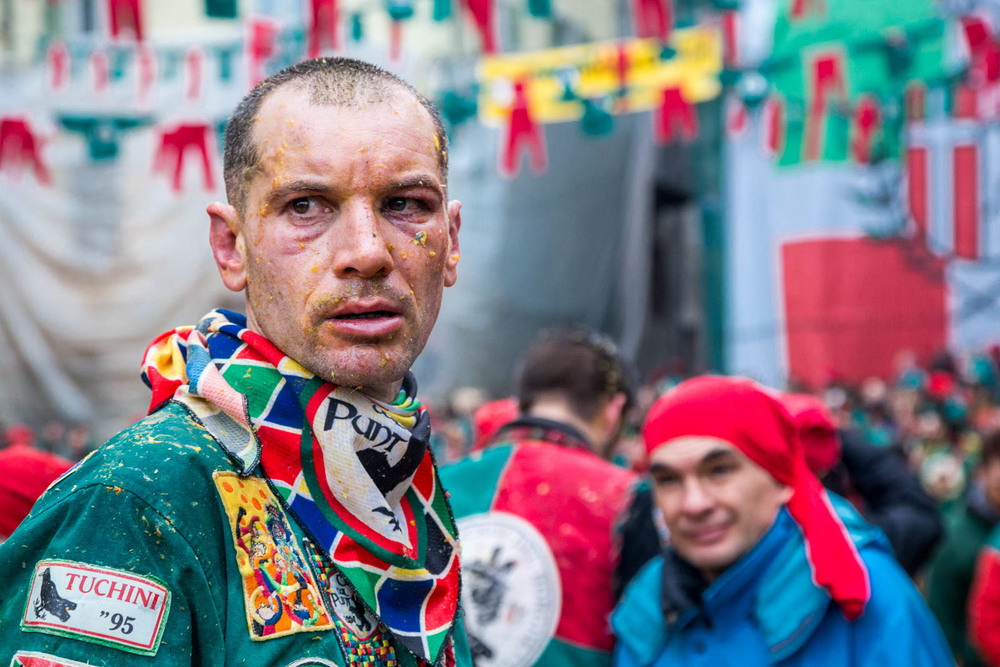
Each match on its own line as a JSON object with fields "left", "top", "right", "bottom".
{"left": 642, "top": 375, "right": 870, "bottom": 621}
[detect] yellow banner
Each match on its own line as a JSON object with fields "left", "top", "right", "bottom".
{"left": 477, "top": 27, "right": 723, "bottom": 125}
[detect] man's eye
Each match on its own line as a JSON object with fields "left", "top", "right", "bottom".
{"left": 290, "top": 198, "right": 313, "bottom": 215}
{"left": 385, "top": 197, "right": 411, "bottom": 212}
{"left": 707, "top": 464, "right": 735, "bottom": 478}
{"left": 653, "top": 475, "right": 680, "bottom": 487}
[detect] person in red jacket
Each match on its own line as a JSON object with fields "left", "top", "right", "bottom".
{"left": 0, "top": 437, "right": 73, "bottom": 543}
{"left": 968, "top": 497, "right": 1000, "bottom": 665}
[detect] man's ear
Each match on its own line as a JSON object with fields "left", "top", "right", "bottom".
{"left": 208, "top": 202, "right": 247, "bottom": 292}
{"left": 443, "top": 200, "right": 462, "bottom": 288}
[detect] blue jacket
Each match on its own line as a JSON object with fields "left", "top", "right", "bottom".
{"left": 611, "top": 503, "right": 953, "bottom": 666}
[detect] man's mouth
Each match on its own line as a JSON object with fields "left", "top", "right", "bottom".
{"left": 334, "top": 310, "right": 398, "bottom": 320}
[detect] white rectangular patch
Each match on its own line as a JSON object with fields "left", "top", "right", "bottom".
{"left": 21, "top": 560, "right": 171, "bottom": 656}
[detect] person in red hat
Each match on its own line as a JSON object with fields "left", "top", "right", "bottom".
{"left": 612, "top": 375, "right": 952, "bottom": 667}
{"left": 0, "top": 442, "right": 72, "bottom": 543}
{"left": 783, "top": 392, "right": 943, "bottom": 576}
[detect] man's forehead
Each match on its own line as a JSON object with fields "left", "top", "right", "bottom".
{"left": 649, "top": 436, "right": 745, "bottom": 468}
{"left": 256, "top": 83, "right": 432, "bottom": 131}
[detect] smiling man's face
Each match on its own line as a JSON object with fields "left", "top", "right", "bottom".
{"left": 648, "top": 436, "right": 792, "bottom": 580}
{"left": 209, "top": 85, "right": 461, "bottom": 401}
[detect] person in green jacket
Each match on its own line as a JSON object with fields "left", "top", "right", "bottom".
{"left": 0, "top": 57, "right": 470, "bottom": 667}
{"left": 926, "top": 429, "right": 1000, "bottom": 667}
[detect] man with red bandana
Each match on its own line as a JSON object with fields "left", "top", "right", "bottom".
{"left": 612, "top": 375, "right": 952, "bottom": 667}
{"left": 0, "top": 58, "right": 470, "bottom": 666}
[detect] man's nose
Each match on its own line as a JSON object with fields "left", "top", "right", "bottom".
{"left": 680, "top": 478, "right": 715, "bottom": 515}
{"left": 332, "top": 201, "right": 395, "bottom": 278}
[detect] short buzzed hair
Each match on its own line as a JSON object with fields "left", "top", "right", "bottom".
{"left": 516, "top": 327, "right": 635, "bottom": 422}
{"left": 223, "top": 57, "right": 449, "bottom": 217}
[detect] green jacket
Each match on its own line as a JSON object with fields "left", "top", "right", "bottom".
{"left": 925, "top": 491, "right": 998, "bottom": 667}
{"left": 0, "top": 402, "right": 470, "bottom": 666}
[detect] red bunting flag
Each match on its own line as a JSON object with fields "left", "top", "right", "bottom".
{"left": 763, "top": 97, "right": 783, "bottom": 156}
{"left": 91, "top": 50, "right": 109, "bottom": 93}
{"left": 499, "top": 80, "right": 546, "bottom": 177}
{"left": 722, "top": 10, "right": 739, "bottom": 67}
{"left": 961, "top": 16, "right": 1000, "bottom": 87}
{"left": 154, "top": 123, "right": 216, "bottom": 192}
{"left": 850, "top": 95, "right": 880, "bottom": 164}
{"left": 726, "top": 96, "right": 748, "bottom": 138}
{"left": 0, "top": 117, "right": 51, "bottom": 185}
{"left": 108, "top": 0, "right": 144, "bottom": 41}
{"left": 186, "top": 48, "right": 204, "bottom": 101}
{"left": 308, "top": 0, "right": 339, "bottom": 57}
{"left": 791, "top": 0, "right": 825, "bottom": 20}
{"left": 136, "top": 45, "right": 157, "bottom": 105}
{"left": 47, "top": 41, "right": 69, "bottom": 91}
{"left": 632, "top": 0, "right": 672, "bottom": 42}
{"left": 248, "top": 17, "right": 280, "bottom": 88}
{"left": 460, "top": 0, "right": 497, "bottom": 53}
{"left": 804, "top": 51, "right": 846, "bottom": 161}
{"left": 654, "top": 86, "right": 697, "bottom": 144}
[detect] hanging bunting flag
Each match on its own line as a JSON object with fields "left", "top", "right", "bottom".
{"left": 499, "top": 80, "right": 547, "bottom": 177}
{"left": 791, "top": 0, "right": 825, "bottom": 20}
{"left": 48, "top": 41, "right": 69, "bottom": 91}
{"left": 205, "top": 0, "right": 238, "bottom": 19}
{"left": 433, "top": 0, "right": 451, "bottom": 21}
{"left": 153, "top": 123, "right": 216, "bottom": 192}
{"left": 386, "top": 0, "right": 414, "bottom": 20}
{"left": 581, "top": 97, "right": 614, "bottom": 136}
{"left": 247, "top": 17, "right": 280, "bottom": 88}
{"left": 527, "top": 0, "right": 551, "bottom": 18}
{"left": 389, "top": 20, "right": 404, "bottom": 62}
{"left": 461, "top": 0, "right": 498, "bottom": 53}
{"left": 108, "top": 0, "right": 144, "bottom": 42}
{"left": 0, "top": 117, "right": 51, "bottom": 185}
{"left": 961, "top": 15, "right": 1000, "bottom": 87}
{"left": 59, "top": 115, "right": 151, "bottom": 162}
{"left": 308, "top": 0, "right": 339, "bottom": 57}
{"left": 850, "top": 95, "right": 880, "bottom": 163}
{"left": 655, "top": 85, "right": 697, "bottom": 143}
{"left": 631, "top": 0, "right": 672, "bottom": 43}
{"left": 186, "top": 48, "right": 204, "bottom": 101}
{"left": 763, "top": 96, "right": 784, "bottom": 156}
{"left": 614, "top": 43, "right": 630, "bottom": 112}
{"left": 477, "top": 29, "right": 720, "bottom": 126}
{"left": 136, "top": 45, "right": 157, "bottom": 105}
{"left": 350, "top": 12, "right": 364, "bottom": 41}
{"left": 804, "top": 50, "right": 847, "bottom": 162}
{"left": 91, "top": 50, "right": 110, "bottom": 93}
{"left": 721, "top": 10, "right": 739, "bottom": 67}
{"left": 725, "top": 95, "right": 748, "bottom": 138}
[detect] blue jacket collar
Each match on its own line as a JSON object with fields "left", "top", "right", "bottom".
{"left": 613, "top": 498, "right": 884, "bottom": 666}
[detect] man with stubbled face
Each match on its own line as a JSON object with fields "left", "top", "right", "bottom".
{"left": 0, "top": 58, "right": 472, "bottom": 666}
{"left": 209, "top": 82, "right": 460, "bottom": 399}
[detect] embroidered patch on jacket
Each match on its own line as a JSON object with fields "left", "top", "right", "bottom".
{"left": 214, "top": 471, "right": 335, "bottom": 640}
{"left": 10, "top": 651, "right": 97, "bottom": 667}
{"left": 20, "top": 560, "right": 171, "bottom": 656}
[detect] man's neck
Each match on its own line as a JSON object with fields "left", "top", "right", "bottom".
{"left": 526, "top": 401, "right": 598, "bottom": 450}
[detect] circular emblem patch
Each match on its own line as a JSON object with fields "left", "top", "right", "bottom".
{"left": 457, "top": 511, "right": 561, "bottom": 666}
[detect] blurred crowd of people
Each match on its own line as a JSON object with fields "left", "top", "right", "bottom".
{"left": 5, "top": 341, "right": 1000, "bottom": 664}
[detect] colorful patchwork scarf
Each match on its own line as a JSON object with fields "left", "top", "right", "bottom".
{"left": 142, "top": 309, "right": 460, "bottom": 664}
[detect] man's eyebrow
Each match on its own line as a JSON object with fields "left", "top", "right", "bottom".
{"left": 700, "top": 448, "right": 740, "bottom": 466}
{"left": 265, "top": 180, "right": 332, "bottom": 204}
{"left": 390, "top": 174, "right": 443, "bottom": 191}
